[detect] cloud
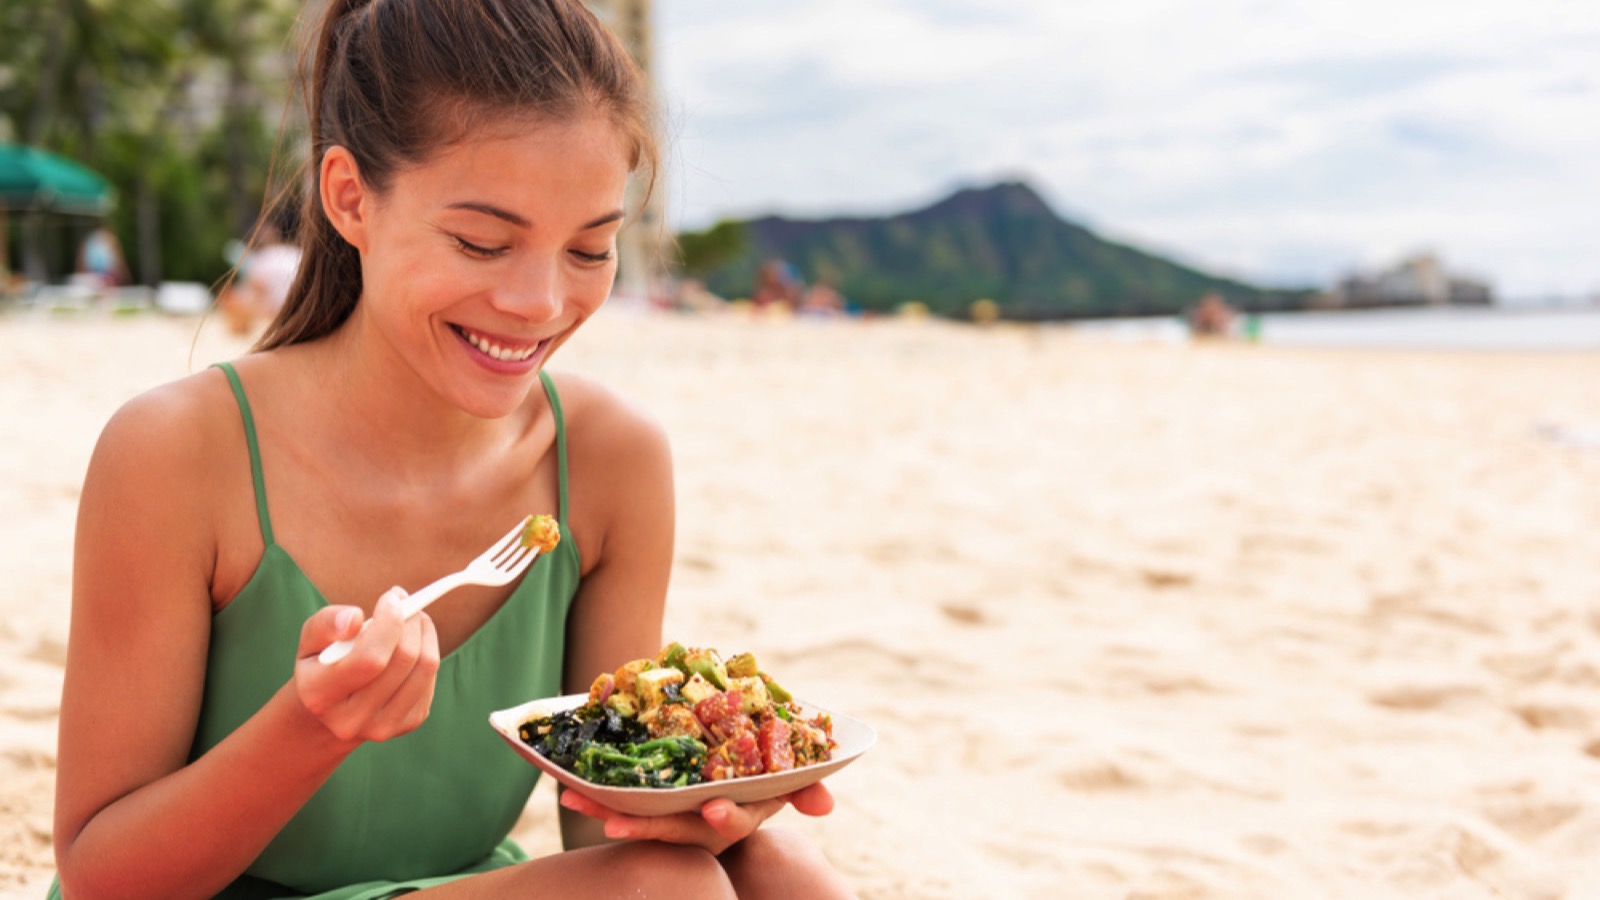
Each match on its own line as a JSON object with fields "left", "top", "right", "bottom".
{"left": 656, "top": 0, "right": 1600, "bottom": 298}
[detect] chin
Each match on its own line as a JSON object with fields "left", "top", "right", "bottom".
{"left": 457, "top": 384, "right": 538, "bottom": 421}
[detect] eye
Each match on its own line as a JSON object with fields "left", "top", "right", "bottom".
{"left": 569, "top": 248, "right": 615, "bottom": 265}
{"left": 453, "top": 236, "right": 509, "bottom": 259}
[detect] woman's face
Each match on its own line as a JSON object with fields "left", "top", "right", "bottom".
{"left": 350, "top": 112, "right": 632, "bottom": 417}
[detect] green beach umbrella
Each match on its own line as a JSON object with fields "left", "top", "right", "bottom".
{"left": 0, "top": 143, "right": 113, "bottom": 215}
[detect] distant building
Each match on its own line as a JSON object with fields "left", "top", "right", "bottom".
{"left": 1323, "top": 253, "right": 1493, "bottom": 309}
{"left": 583, "top": 0, "right": 667, "bottom": 302}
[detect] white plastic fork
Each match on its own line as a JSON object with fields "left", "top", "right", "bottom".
{"left": 318, "top": 517, "right": 543, "bottom": 665}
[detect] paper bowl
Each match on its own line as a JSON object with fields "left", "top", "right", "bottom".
{"left": 489, "top": 693, "right": 875, "bottom": 817}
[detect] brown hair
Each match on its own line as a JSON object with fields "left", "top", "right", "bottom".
{"left": 254, "top": 0, "right": 658, "bottom": 351}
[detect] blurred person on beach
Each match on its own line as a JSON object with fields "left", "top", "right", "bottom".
{"left": 74, "top": 225, "right": 128, "bottom": 290}
{"left": 751, "top": 258, "right": 802, "bottom": 311}
{"left": 219, "top": 204, "right": 304, "bottom": 337}
{"left": 1187, "top": 291, "right": 1237, "bottom": 339}
{"left": 48, "top": 2, "right": 854, "bottom": 899}
{"left": 799, "top": 280, "right": 845, "bottom": 318}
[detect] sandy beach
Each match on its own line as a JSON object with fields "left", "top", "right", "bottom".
{"left": 3, "top": 305, "right": 1600, "bottom": 898}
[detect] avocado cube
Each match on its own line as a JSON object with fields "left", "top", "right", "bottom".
{"left": 685, "top": 648, "right": 730, "bottom": 690}
{"left": 680, "top": 673, "right": 721, "bottom": 706}
{"left": 656, "top": 641, "right": 690, "bottom": 675}
{"left": 759, "top": 672, "right": 793, "bottom": 704}
{"left": 604, "top": 691, "right": 639, "bottom": 718}
{"left": 729, "top": 676, "right": 772, "bottom": 715}
{"left": 725, "top": 652, "right": 759, "bottom": 679}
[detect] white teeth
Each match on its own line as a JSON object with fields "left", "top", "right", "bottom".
{"left": 461, "top": 328, "right": 538, "bottom": 362}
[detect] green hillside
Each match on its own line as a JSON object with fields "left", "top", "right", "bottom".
{"left": 685, "top": 181, "right": 1315, "bottom": 319}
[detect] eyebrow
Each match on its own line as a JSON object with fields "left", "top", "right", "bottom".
{"left": 446, "top": 201, "right": 625, "bottom": 231}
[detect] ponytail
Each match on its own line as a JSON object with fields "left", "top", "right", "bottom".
{"left": 254, "top": 0, "right": 374, "bottom": 351}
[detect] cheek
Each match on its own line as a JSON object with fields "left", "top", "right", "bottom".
{"left": 358, "top": 227, "right": 414, "bottom": 291}
{"left": 368, "top": 240, "right": 467, "bottom": 303}
{"left": 572, "top": 270, "right": 616, "bottom": 313}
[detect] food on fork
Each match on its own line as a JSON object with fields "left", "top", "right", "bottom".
{"left": 517, "top": 643, "right": 836, "bottom": 789}
{"left": 520, "top": 514, "right": 561, "bottom": 553}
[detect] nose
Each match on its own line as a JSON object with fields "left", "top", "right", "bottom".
{"left": 490, "top": 254, "right": 562, "bottom": 322}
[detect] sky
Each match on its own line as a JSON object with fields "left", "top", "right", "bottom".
{"left": 653, "top": 0, "right": 1600, "bottom": 302}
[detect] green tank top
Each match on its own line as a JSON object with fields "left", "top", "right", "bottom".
{"left": 51, "top": 364, "right": 582, "bottom": 900}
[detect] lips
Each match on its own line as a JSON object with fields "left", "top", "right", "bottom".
{"left": 451, "top": 324, "right": 545, "bottom": 362}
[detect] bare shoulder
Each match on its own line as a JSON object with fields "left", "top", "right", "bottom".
{"left": 91, "top": 365, "right": 240, "bottom": 479}
{"left": 542, "top": 370, "right": 671, "bottom": 471}
{"left": 541, "top": 370, "right": 673, "bottom": 572}
{"left": 81, "top": 365, "right": 248, "bottom": 573}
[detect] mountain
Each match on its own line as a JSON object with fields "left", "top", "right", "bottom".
{"left": 684, "top": 181, "right": 1315, "bottom": 319}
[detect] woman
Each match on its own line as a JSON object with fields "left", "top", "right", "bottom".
{"left": 50, "top": 1, "right": 854, "bottom": 897}
{"left": 76, "top": 225, "right": 127, "bottom": 289}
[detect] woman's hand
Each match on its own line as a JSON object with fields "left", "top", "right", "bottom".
{"left": 559, "top": 781, "right": 836, "bottom": 856}
{"left": 293, "top": 588, "right": 441, "bottom": 744}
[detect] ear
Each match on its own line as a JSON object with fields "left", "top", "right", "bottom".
{"left": 320, "top": 146, "right": 371, "bottom": 252}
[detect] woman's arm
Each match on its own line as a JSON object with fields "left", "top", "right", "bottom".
{"left": 53, "top": 380, "right": 440, "bottom": 899}
{"left": 548, "top": 376, "right": 838, "bottom": 855}
{"left": 53, "top": 383, "right": 345, "bottom": 898}
{"left": 551, "top": 378, "right": 676, "bottom": 851}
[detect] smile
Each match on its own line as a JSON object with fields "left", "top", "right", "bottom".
{"left": 452, "top": 325, "right": 545, "bottom": 362}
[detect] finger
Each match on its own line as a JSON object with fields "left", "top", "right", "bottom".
{"left": 558, "top": 788, "right": 617, "bottom": 821}
{"left": 786, "top": 782, "right": 835, "bottom": 817}
{"left": 292, "top": 606, "right": 365, "bottom": 722}
{"left": 604, "top": 810, "right": 720, "bottom": 846}
{"left": 297, "top": 604, "right": 363, "bottom": 658}
{"left": 555, "top": 791, "right": 720, "bottom": 845}
{"left": 343, "top": 599, "right": 428, "bottom": 723}
{"left": 367, "top": 587, "right": 410, "bottom": 643}
{"left": 291, "top": 603, "right": 378, "bottom": 731}
{"left": 320, "top": 590, "right": 416, "bottom": 722}
{"left": 373, "top": 608, "right": 427, "bottom": 704}
{"left": 410, "top": 613, "right": 441, "bottom": 722}
{"left": 338, "top": 588, "right": 408, "bottom": 674}
{"left": 558, "top": 790, "right": 668, "bottom": 843}
{"left": 379, "top": 615, "right": 440, "bottom": 735}
{"left": 393, "top": 608, "right": 426, "bottom": 677}
{"left": 416, "top": 612, "right": 441, "bottom": 673}
{"left": 700, "top": 796, "right": 786, "bottom": 843}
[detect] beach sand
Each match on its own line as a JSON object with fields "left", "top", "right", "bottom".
{"left": 4, "top": 306, "right": 1600, "bottom": 898}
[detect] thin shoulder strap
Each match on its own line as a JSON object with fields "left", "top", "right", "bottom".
{"left": 211, "top": 362, "right": 275, "bottom": 546}
{"left": 539, "top": 369, "right": 569, "bottom": 525}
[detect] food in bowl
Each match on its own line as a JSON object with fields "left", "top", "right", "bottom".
{"left": 517, "top": 643, "right": 835, "bottom": 789}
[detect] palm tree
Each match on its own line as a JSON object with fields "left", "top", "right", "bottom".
{"left": 173, "top": 0, "right": 303, "bottom": 238}
{"left": 3, "top": 0, "right": 175, "bottom": 283}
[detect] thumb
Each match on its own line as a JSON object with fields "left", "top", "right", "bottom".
{"left": 786, "top": 782, "right": 835, "bottom": 817}
{"left": 299, "top": 605, "right": 363, "bottom": 657}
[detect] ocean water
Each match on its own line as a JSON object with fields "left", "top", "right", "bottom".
{"left": 1064, "top": 305, "right": 1600, "bottom": 352}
